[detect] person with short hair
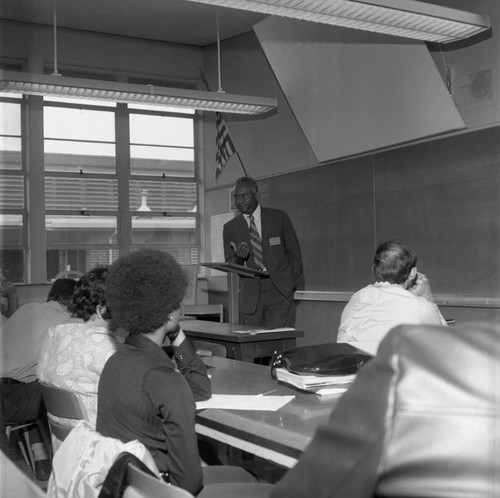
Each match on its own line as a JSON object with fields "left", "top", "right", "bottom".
{"left": 97, "top": 249, "right": 273, "bottom": 497}
{"left": 0, "top": 277, "right": 79, "bottom": 478}
{"left": 337, "top": 240, "right": 446, "bottom": 355}
{"left": 223, "top": 176, "right": 304, "bottom": 328}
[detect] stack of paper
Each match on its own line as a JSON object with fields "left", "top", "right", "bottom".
{"left": 234, "top": 327, "right": 295, "bottom": 335}
{"left": 274, "top": 367, "right": 355, "bottom": 396}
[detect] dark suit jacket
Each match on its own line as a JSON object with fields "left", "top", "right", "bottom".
{"left": 223, "top": 207, "right": 304, "bottom": 314}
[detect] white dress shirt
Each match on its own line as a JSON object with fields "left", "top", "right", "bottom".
{"left": 337, "top": 282, "right": 447, "bottom": 355}
{"left": 245, "top": 204, "right": 263, "bottom": 237}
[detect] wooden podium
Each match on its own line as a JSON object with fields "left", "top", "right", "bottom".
{"left": 201, "top": 262, "right": 269, "bottom": 324}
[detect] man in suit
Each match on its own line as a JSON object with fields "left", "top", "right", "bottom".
{"left": 223, "top": 177, "right": 304, "bottom": 328}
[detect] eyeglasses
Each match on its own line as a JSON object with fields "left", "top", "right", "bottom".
{"left": 233, "top": 192, "right": 250, "bottom": 201}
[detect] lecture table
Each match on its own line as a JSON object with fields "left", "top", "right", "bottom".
{"left": 181, "top": 319, "right": 304, "bottom": 363}
{"left": 195, "top": 356, "right": 341, "bottom": 469}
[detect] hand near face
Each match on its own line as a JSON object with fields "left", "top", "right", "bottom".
{"left": 408, "top": 272, "right": 434, "bottom": 302}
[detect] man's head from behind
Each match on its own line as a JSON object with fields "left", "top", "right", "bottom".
{"left": 372, "top": 240, "right": 417, "bottom": 286}
{"left": 47, "top": 278, "right": 77, "bottom": 309}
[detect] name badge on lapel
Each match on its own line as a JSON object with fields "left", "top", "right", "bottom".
{"left": 269, "top": 237, "right": 281, "bottom": 246}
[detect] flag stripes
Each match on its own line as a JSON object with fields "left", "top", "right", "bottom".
{"left": 215, "top": 112, "right": 236, "bottom": 181}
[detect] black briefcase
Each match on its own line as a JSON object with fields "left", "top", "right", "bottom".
{"left": 270, "top": 342, "right": 372, "bottom": 378}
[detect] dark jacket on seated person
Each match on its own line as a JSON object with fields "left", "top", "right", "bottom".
{"left": 97, "top": 333, "right": 210, "bottom": 496}
{"left": 271, "top": 322, "right": 500, "bottom": 498}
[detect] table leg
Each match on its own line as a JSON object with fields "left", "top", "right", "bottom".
{"left": 237, "top": 344, "right": 257, "bottom": 363}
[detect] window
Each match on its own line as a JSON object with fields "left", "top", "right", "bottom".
{"left": 0, "top": 94, "right": 199, "bottom": 283}
{"left": 43, "top": 103, "right": 118, "bottom": 280}
{"left": 0, "top": 97, "right": 25, "bottom": 282}
{"left": 129, "top": 110, "right": 198, "bottom": 265}
{"left": 44, "top": 105, "right": 116, "bottom": 174}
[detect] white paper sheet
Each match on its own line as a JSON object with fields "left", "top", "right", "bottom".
{"left": 196, "top": 394, "right": 295, "bottom": 411}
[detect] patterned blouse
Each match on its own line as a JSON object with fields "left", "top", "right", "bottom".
{"left": 37, "top": 318, "right": 119, "bottom": 429}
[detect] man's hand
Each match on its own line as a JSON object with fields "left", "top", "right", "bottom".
{"left": 408, "top": 272, "right": 434, "bottom": 302}
{"left": 230, "top": 241, "right": 250, "bottom": 264}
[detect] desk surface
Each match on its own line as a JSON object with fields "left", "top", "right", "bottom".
{"left": 196, "top": 356, "right": 340, "bottom": 468}
{"left": 182, "top": 320, "right": 304, "bottom": 343}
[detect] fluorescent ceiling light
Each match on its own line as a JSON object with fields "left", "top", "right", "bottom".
{"left": 0, "top": 70, "right": 277, "bottom": 115}
{"left": 185, "top": 0, "right": 490, "bottom": 44}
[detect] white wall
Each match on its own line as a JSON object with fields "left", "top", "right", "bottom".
{"left": 428, "top": 0, "right": 500, "bottom": 130}
{"left": 254, "top": 17, "right": 465, "bottom": 162}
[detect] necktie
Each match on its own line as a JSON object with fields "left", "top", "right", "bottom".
{"left": 249, "top": 215, "right": 265, "bottom": 271}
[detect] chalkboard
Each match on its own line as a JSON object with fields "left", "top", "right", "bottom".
{"left": 262, "top": 126, "right": 500, "bottom": 299}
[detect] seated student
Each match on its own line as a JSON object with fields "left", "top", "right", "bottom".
{"left": 271, "top": 322, "right": 500, "bottom": 498}
{"left": 97, "top": 249, "right": 273, "bottom": 498}
{"left": 337, "top": 239, "right": 446, "bottom": 355}
{"left": 0, "top": 278, "right": 79, "bottom": 479}
{"left": 37, "top": 267, "right": 119, "bottom": 437}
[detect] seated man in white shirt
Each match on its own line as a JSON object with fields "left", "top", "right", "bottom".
{"left": 337, "top": 240, "right": 446, "bottom": 355}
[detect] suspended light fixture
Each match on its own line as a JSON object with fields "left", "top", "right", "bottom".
{"left": 0, "top": 0, "right": 276, "bottom": 115}
{"left": 184, "top": 0, "right": 490, "bottom": 44}
{"left": 0, "top": 70, "right": 277, "bottom": 114}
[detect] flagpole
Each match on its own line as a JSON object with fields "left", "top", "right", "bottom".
{"left": 201, "top": 9, "right": 249, "bottom": 179}
{"left": 235, "top": 151, "right": 249, "bottom": 177}
{"left": 199, "top": 68, "right": 249, "bottom": 178}
{"left": 216, "top": 8, "right": 223, "bottom": 93}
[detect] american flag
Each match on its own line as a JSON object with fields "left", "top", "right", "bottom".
{"left": 215, "top": 112, "right": 236, "bottom": 181}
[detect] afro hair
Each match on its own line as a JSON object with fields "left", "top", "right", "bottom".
{"left": 105, "top": 249, "right": 187, "bottom": 335}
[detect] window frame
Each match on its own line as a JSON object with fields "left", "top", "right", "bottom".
{"left": 0, "top": 94, "right": 201, "bottom": 283}
{"left": 0, "top": 94, "right": 28, "bottom": 283}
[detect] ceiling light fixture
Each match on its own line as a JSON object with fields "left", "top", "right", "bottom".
{"left": 0, "top": 0, "right": 276, "bottom": 115}
{"left": 184, "top": 0, "right": 490, "bottom": 44}
{"left": 0, "top": 70, "right": 277, "bottom": 114}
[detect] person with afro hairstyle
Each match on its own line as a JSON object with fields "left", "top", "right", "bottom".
{"left": 97, "top": 249, "right": 273, "bottom": 498}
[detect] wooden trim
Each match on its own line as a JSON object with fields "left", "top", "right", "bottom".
{"left": 293, "top": 290, "right": 500, "bottom": 308}
{"left": 208, "top": 283, "right": 500, "bottom": 308}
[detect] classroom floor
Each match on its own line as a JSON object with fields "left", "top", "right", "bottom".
{"left": 199, "top": 435, "right": 287, "bottom": 484}
{"left": 6, "top": 440, "right": 50, "bottom": 493}
{"left": 228, "top": 449, "right": 287, "bottom": 485}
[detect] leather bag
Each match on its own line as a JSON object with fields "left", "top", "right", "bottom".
{"left": 271, "top": 342, "right": 372, "bottom": 378}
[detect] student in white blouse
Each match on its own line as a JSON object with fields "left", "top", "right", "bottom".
{"left": 337, "top": 240, "right": 446, "bottom": 355}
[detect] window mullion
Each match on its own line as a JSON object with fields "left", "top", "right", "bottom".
{"left": 25, "top": 95, "right": 46, "bottom": 283}
{"left": 116, "top": 103, "right": 131, "bottom": 254}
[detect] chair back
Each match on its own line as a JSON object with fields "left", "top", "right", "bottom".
{"left": 192, "top": 339, "right": 227, "bottom": 358}
{"left": 124, "top": 463, "right": 195, "bottom": 498}
{"left": 181, "top": 303, "right": 224, "bottom": 322}
{"left": 40, "top": 383, "right": 88, "bottom": 441}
